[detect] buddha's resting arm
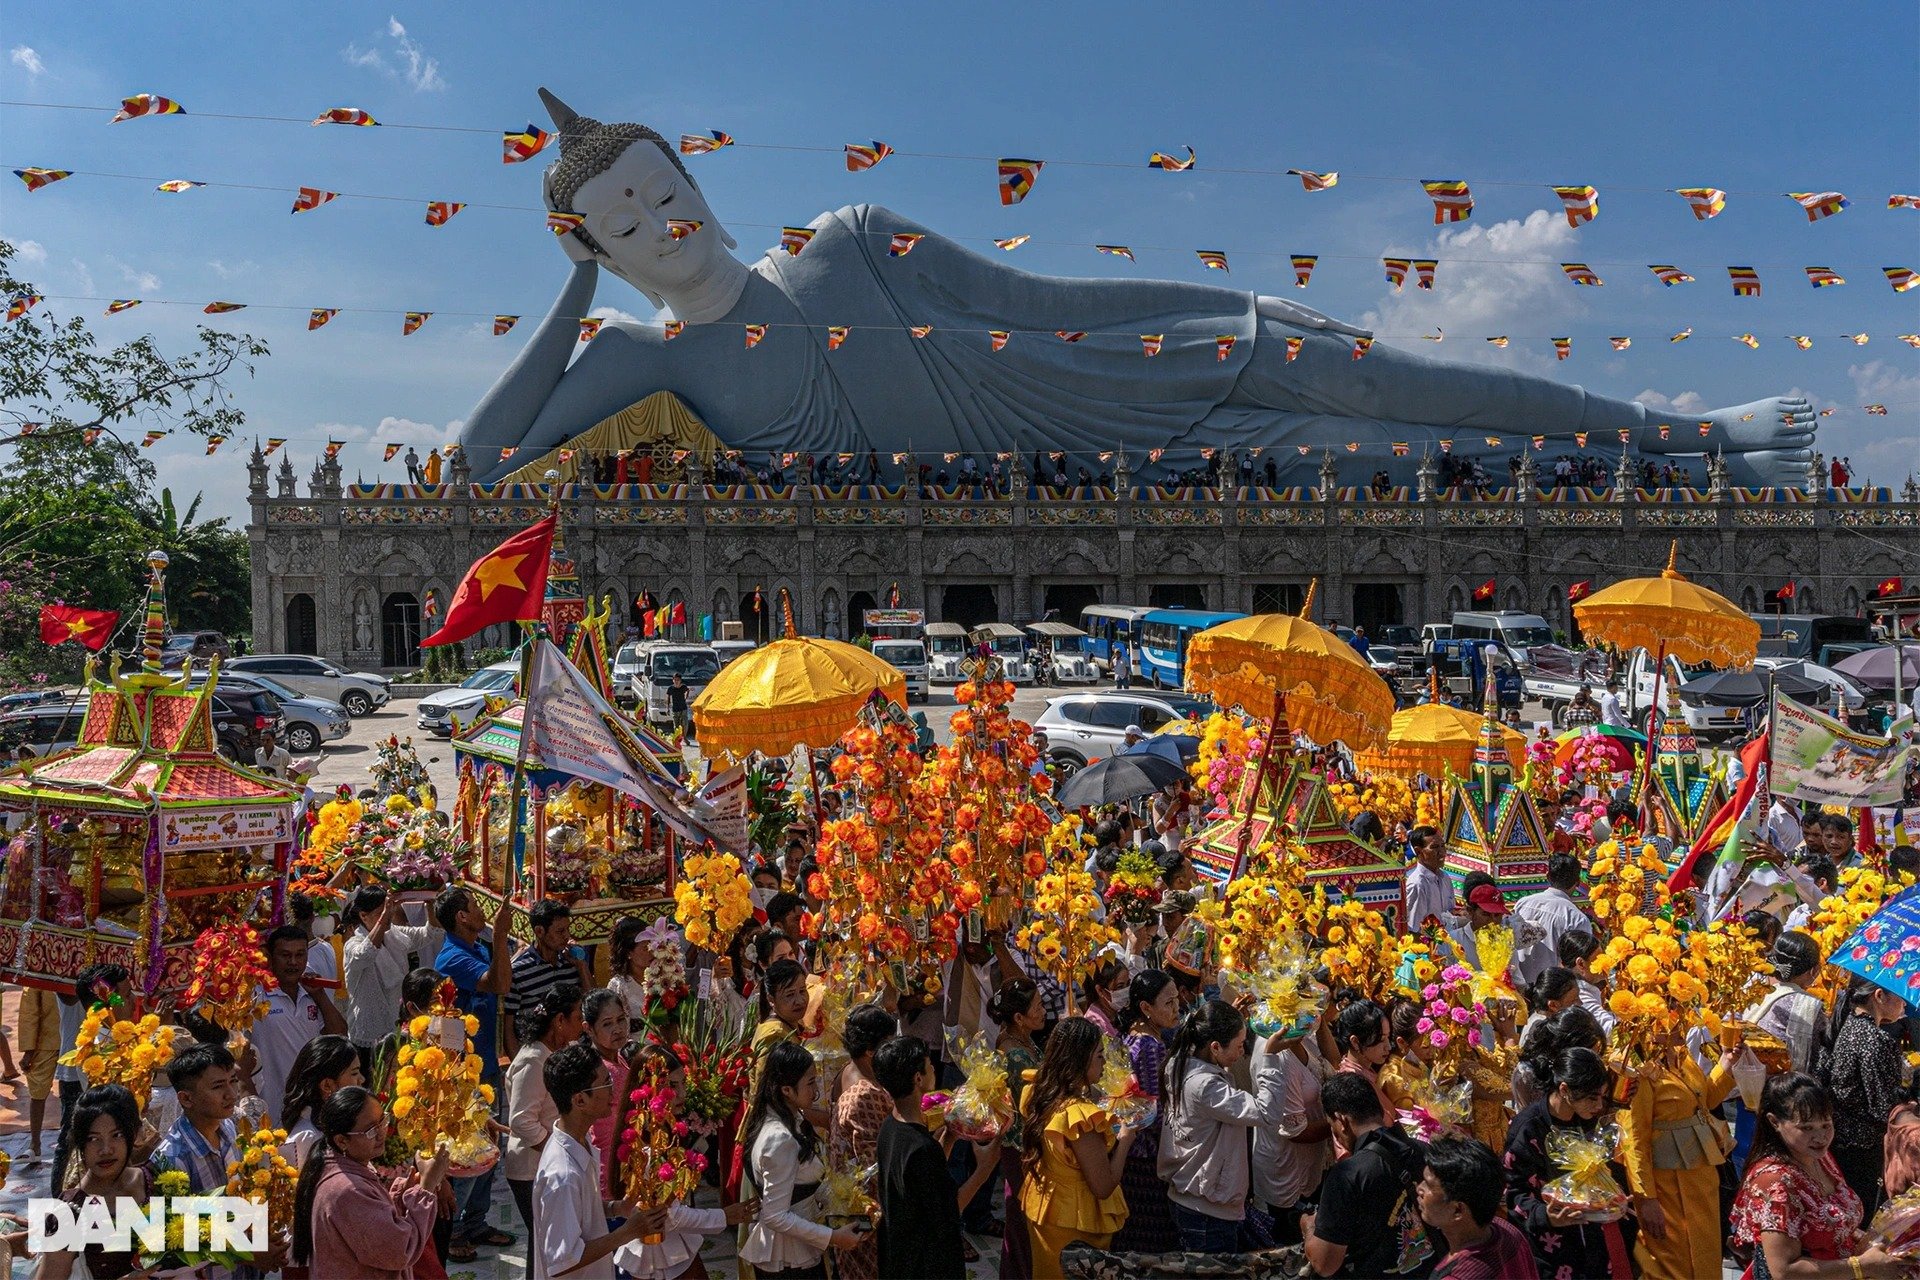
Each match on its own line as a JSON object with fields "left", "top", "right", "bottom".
{"left": 1254, "top": 295, "right": 1371, "bottom": 339}
{"left": 459, "top": 260, "right": 600, "bottom": 453}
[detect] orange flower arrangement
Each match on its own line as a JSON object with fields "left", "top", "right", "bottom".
{"left": 180, "top": 924, "right": 276, "bottom": 1043}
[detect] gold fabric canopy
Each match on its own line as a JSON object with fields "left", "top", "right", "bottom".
{"left": 501, "top": 391, "right": 725, "bottom": 485}
{"left": 1357, "top": 701, "right": 1528, "bottom": 779}
{"left": 1183, "top": 590, "right": 1396, "bottom": 749}
{"left": 1572, "top": 541, "right": 1759, "bottom": 669}
{"left": 691, "top": 635, "right": 906, "bottom": 761}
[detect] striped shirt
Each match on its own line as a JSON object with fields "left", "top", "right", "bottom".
{"left": 504, "top": 944, "right": 586, "bottom": 1020}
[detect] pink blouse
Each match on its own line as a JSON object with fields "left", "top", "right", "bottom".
{"left": 308, "top": 1155, "right": 437, "bottom": 1280}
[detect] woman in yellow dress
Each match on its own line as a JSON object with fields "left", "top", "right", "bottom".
{"left": 1619, "top": 1031, "right": 1742, "bottom": 1280}
{"left": 1019, "top": 1016, "right": 1141, "bottom": 1279}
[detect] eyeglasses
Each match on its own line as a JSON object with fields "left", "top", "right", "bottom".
{"left": 347, "top": 1117, "right": 391, "bottom": 1140}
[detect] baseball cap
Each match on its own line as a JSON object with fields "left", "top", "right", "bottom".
{"left": 1466, "top": 883, "right": 1510, "bottom": 916}
{"left": 1124, "top": 724, "right": 1143, "bottom": 737}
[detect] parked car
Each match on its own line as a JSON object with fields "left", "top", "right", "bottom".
{"left": 711, "top": 639, "right": 757, "bottom": 667}
{"left": 0, "top": 689, "right": 75, "bottom": 713}
{"left": 206, "top": 686, "right": 284, "bottom": 762}
{"left": 187, "top": 674, "right": 350, "bottom": 755}
{"left": 1031, "top": 691, "right": 1213, "bottom": 773}
{"left": 925, "top": 622, "right": 969, "bottom": 682}
{"left": 0, "top": 697, "right": 91, "bottom": 758}
{"left": 224, "top": 654, "right": 392, "bottom": 717}
{"left": 1024, "top": 622, "right": 1099, "bottom": 684}
{"left": 159, "top": 630, "right": 231, "bottom": 671}
{"left": 417, "top": 660, "right": 520, "bottom": 737}
{"left": 612, "top": 643, "right": 647, "bottom": 707}
{"left": 639, "top": 644, "right": 722, "bottom": 729}
{"left": 870, "top": 638, "right": 930, "bottom": 703}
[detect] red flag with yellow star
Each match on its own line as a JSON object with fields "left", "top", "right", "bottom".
{"left": 421, "top": 516, "right": 557, "bottom": 648}
{"left": 40, "top": 604, "right": 119, "bottom": 651}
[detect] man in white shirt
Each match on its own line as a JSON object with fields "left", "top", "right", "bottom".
{"left": 253, "top": 924, "right": 346, "bottom": 1125}
{"left": 1508, "top": 855, "right": 1591, "bottom": 986}
{"left": 1597, "top": 686, "right": 1625, "bottom": 729}
{"left": 533, "top": 1041, "right": 667, "bottom": 1280}
{"left": 341, "top": 885, "right": 443, "bottom": 1058}
{"left": 1756, "top": 795, "right": 1804, "bottom": 857}
{"left": 1402, "top": 825, "right": 1457, "bottom": 936}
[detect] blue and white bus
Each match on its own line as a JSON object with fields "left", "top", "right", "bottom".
{"left": 1079, "top": 604, "right": 1154, "bottom": 675}
{"left": 1138, "top": 608, "right": 1247, "bottom": 688}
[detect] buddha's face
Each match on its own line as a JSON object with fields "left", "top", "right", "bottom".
{"left": 570, "top": 141, "right": 736, "bottom": 301}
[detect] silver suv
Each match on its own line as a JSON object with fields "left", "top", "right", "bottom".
{"left": 1031, "top": 691, "right": 1212, "bottom": 770}
{"left": 225, "top": 654, "right": 392, "bottom": 717}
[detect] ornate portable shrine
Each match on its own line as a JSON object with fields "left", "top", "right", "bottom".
{"left": 0, "top": 553, "right": 298, "bottom": 994}
{"left": 1440, "top": 689, "right": 1554, "bottom": 904}
{"left": 1633, "top": 687, "right": 1729, "bottom": 849}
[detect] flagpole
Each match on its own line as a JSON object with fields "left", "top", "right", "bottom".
{"left": 504, "top": 635, "right": 542, "bottom": 898}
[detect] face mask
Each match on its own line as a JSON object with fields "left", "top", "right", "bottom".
{"left": 1109, "top": 988, "right": 1132, "bottom": 1010}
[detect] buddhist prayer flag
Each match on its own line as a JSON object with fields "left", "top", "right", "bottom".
{"left": 1096, "top": 245, "right": 1135, "bottom": 261}
{"left": 493, "top": 315, "right": 518, "bottom": 335}
{"left": 324, "top": 440, "right": 344, "bottom": 459}
{"left": 1055, "top": 330, "right": 1086, "bottom": 342}
{"left": 1472, "top": 579, "right": 1496, "bottom": 604}
{"left": 1196, "top": 250, "right": 1229, "bottom": 272}
{"left": 291, "top": 187, "right": 339, "bottom": 213}
{"left": 140, "top": 430, "right": 167, "bottom": 447}
{"left": 826, "top": 325, "right": 849, "bottom": 350}
{"left": 1292, "top": 255, "right": 1317, "bottom": 287}
{"left": 1617, "top": 429, "right": 1632, "bottom": 442}
{"left": 1789, "top": 191, "right": 1849, "bottom": 221}
{"left": 1575, "top": 432, "right": 1589, "bottom": 446}
{"left": 1658, "top": 424, "right": 1671, "bottom": 440}
{"left": 1866, "top": 404, "right": 1889, "bottom": 415}
{"left": 1671, "top": 327, "right": 1693, "bottom": 342}
{"left": 1844, "top": 333, "right": 1870, "bottom": 345}
{"left": 307, "top": 308, "right": 338, "bottom": 330}
{"left": 155, "top": 179, "right": 204, "bottom": 193}
{"left": 1567, "top": 580, "right": 1592, "bottom": 603}
{"left": 13, "top": 168, "right": 69, "bottom": 192}
{"left": 81, "top": 428, "right": 101, "bottom": 445}
{"left": 888, "top": 232, "right": 923, "bottom": 257}
{"left": 1561, "top": 262, "right": 1603, "bottom": 286}
{"left": 1728, "top": 267, "right": 1761, "bottom": 296}
{"left": 1413, "top": 260, "right": 1437, "bottom": 290}
{"left": 1553, "top": 337, "right": 1571, "bottom": 360}
{"left": 1285, "top": 336, "right": 1304, "bottom": 361}
{"left": 111, "top": 93, "right": 183, "bottom": 122}
{"left": 1421, "top": 179, "right": 1473, "bottom": 223}
{"left": 1421, "top": 329, "right": 1444, "bottom": 342}
{"left": 39, "top": 604, "right": 119, "bottom": 651}
{"left": 1383, "top": 258, "right": 1410, "bottom": 289}
{"left": 203, "top": 301, "right": 245, "bottom": 314}
{"left": 204, "top": 435, "right": 225, "bottom": 455}
{"left": 844, "top": 141, "right": 893, "bottom": 171}
{"left": 663, "top": 320, "right": 685, "bottom": 340}
{"left": 1215, "top": 335, "right": 1236, "bottom": 361}
{"left": 425, "top": 201, "right": 465, "bottom": 226}
{"left": 998, "top": 158, "right": 1044, "bottom": 205}
{"left": 383, "top": 443, "right": 402, "bottom": 461}
{"left": 1345, "top": 442, "right": 1360, "bottom": 453}
{"left": 989, "top": 330, "right": 1009, "bottom": 351}
{"left": 548, "top": 211, "right": 586, "bottom": 235}
{"left": 105, "top": 299, "right": 142, "bottom": 316}
{"left": 1485, "top": 437, "right": 1501, "bottom": 447}
{"left": 1804, "top": 267, "right": 1845, "bottom": 287}
{"left": 404, "top": 311, "right": 430, "bottom": 335}
{"left": 1296, "top": 445, "right": 1311, "bottom": 455}
{"left": 1649, "top": 264, "right": 1694, "bottom": 286}
{"left": 993, "top": 235, "right": 1030, "bottom": 251}
{"left": 1883, "top": 267, "right": 1919, "bottom": 292}
{"left": 264, "top": 437, "right": 285, "bottom": 455}
{"left": 1876, "top": 576, "right": 1904, "bottom": 597}
{"left": 1532, "top": 435, "right": 1545, "bottom": 449}
{"left": 780, "top": 227, "right": 816, "bottom": 255}
{"left": 1392, "top": 443, "right": 1410, "bottom": 456}
{"left": 1676, "top": 187, "right": 1727, "bottom": 219}
{"left": 1351, "top": 336, "right": 1373, "bottom": 360}
{"left": 911, "top": 325, "right": 932, "bottom": 338}
{"left": 1288, "top": 169, "right": 1338, "bottom": 191}
{"left": 1486, "top": 336, "right": 1509, "bottom": 348}
{"left": 1891, "top": 195, "right": 1920, "bottom": 210}
{"left": 1790, "top": 335, "right": 1813, "bottom": 349}
{"left": 1901, "top": 335, "right": 1920, "bottom": 347}
{"left": 1148, "top": 146, "right": 1196, "bottom": 171}
{"left": 313, "top": 107, "right": 378, "bottom": 127}
{"left": 1734, "top": 333, "right": 1760, "bottom": 349}
{"left": 664, "top": 219, "right": 703, "bottom": 241}
{"left": 502, "top": 124, "right": 553, "bottom": 163}
{"left": 498, "top": 447, "right": 518, "bottom": 461}
{"left": 1553, "top": 185, "right": 1599, "bottom": 226}
{"left": 579, "top": 318, "right": 604, "bottom": 342}
{"left": 1141, "top": 334, "right": 1163, "bottom": 357}
{"left": 679, "top": 131, "right": 734, "bottom": 155}
{"left": 421, "top": 515, "right": 557, "bottom": 648}
{"left": 1609, "top": 337, "right": 1631, "bottom": 351}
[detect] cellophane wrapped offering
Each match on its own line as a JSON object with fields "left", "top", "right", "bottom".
{"left": 944, "top": 1028, "right": 1012, "bottom": 1142}
{"left": 1397, "top": 1077, "right": 1474, "bottom": 1142}
{"left": 818, "top": 1159, "right": 877, "bottom": 1226}
{"left": 1864, "top": 1186, "right": 1920, "bottom": 1254}
{"left": 1237, "top": 937, "right": 1326, "bottom": 1040}
{"left": 1542, "top": 1123, "right": 1628, "bottom": 1222}
{"left": 1097, "top": 1036, "right": 1157, "bottom": 1130}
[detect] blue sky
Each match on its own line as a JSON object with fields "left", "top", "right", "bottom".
{"left": 3, "top": 0, "right": 1916, "bottom": 524}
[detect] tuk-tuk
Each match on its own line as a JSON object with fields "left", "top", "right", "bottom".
{"left": 924, "top": 622, "right": 969, "bottom": 682}
{"left": 966, "top": 623, "right": 1034, "bottom": 683}
{"left": 1024, "top": 621, "right": 1098, "bottom": 684}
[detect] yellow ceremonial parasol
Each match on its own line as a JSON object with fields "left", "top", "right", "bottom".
{"left": 691, "top": 591, "right": 906, "bottom": 761}
{"left": 1182, "top": 582, "right": 1396, "bottom": 750}
{"left": 1356, "top": 671, "right": 1527, "bottom": 778}
{"left": 1572, "top": 541, "right": 1759, "bottom": 669}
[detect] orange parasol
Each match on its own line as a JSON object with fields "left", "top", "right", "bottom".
{"left": 1572, "top": 541, "right": 1759, "bottom": 669}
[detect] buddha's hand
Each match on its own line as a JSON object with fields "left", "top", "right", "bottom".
{"left": 1255, "top": 294, "right": 1372, "bottom": 339}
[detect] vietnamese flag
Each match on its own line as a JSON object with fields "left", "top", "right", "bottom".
{"left": 420, "top": 516, "right": 556, "bottom": 647}
{"left": 1567, "top": 580, "right": 1592, "bottom": 603}
{"left": 670, "top": 600, "right": 687, "bottom": 626}
{"left": 1471, "top": 579, "right": 1496, "bottom": 604}
{"left": 39, "top": 604, "right": 119, "bottom": 650}
{"left": 1877, "top": 576, "right": 1904, "bottom": 598}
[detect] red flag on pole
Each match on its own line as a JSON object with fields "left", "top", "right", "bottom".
{"left": 1471, "top": 579, "right": 1496, "bottom": 604}
{"left": 39, "top": 604, "right": 119, "bottom": 650}
{"left": 420, "top": 517, "right": 557, "bottom": 647}
{"left": 1876, "top": 576, "right": 1904, "bottom": 598}
{"left": 1566, "top": 580, "right": 1593, "bottom": 603}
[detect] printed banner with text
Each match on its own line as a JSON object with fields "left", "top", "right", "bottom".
{"left": 1769, "top": 692, "right": 1912, "bottom": 807}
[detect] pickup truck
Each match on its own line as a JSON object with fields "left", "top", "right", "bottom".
{"left": 1525, "top": 647, "right": 1747, "bottom": 736}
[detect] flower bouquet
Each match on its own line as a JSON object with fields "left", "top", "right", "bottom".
{"left": 607, "top": 838, "right": 669, "bottom": 898}
{"left": 541, "top": 823, "right": 598, "bottom": 899}
{"left": 818, "top": 1157, "right": 878, "bottom": 1227}
{"left": 1414, "top": 963, "right": 1492, "bottom": 1075}
{"left": 226, "top": 1122, "right": 301, "bottom": 1248}
{"left": 943, "top": 1028, "right": 1012, "bottom": 1143}
{"left": 1103, "top": 850, "right": 1162, "bottom": 926}
{"left": 369, "top": 734, "right": 433, "bottom": 800}
{"left": 657, "top": 997, "right": 755, "bottom": 1136}
{"left": 1096, "top": 1036, "right": 1157, "bottom": 1131}
{"left": 180, "top": 924, "right": 276, "bottom": 1045}
{"left": 1541, "top": 1123, "right": 1628, "bottom": 1222}
{"left": 1014, "top": 855, "right": 1121, "bottom": 993}
{"left": 60, "top": 1006, "right": 178, "bottom": 1109}
{"left": 635, "top": 918, "right": 690, "bottom": 1025}
{"left": 1397, "top": 1077, "right": 1474, "bottom": 1142}
{"left": 616, "top": 1060, "right": 706, "bottom": 1243}
{"left": 347, "top": 795, "right": 463, "bottom": 893}
{"left": 390, "top": 980, "right": 497, "bottom": 1174}
{"left": 1234, "top": 933, "right": 1326, "bottom": 1040}
{"left": 141, "top": 1165, "right": 252, "bottom": 1273}
{"left": 1863, "top": 1185, "right": 1920, "bottom": 1255}
{"left": 673, "top": 848, "right": 755, "bottom": 951}
{"left": 1586, "top": 838, "right": 1670, "bottom": 927}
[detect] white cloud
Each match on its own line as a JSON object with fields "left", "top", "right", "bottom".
{"left": 8, "top": 46, "right": 45, "bottom": 77}
{"left": 207, "top": 258, "right": 258, "bottom": 279}
{"left": 106, "top": 258, "right": 160, "bottom": 292}
{"left": 1634, "top": 388, "right": 1708, "bottom": 414}
{"left": 68, "top": 258, "right": 93, "bottom": 296}
{"left": 342, "top": 18, "right": 446, "bottom": 92}
{"left": 1815, "top": 361, "right": 1920, "bottom": 488}
{"left": 589, "top": 305, "right": 647, "bottom": 327}
{"left": 13, "top": 239, "right": 47, "bottom": 265}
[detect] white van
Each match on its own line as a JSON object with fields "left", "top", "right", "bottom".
{"left": 1449, "top": 611, "right": 1555, "bottom": 665}
{"left": 870, "top": 638, "right": 930, "bottom": 702}
{"left": 925, "top": 622, "right": 969, "bottom": 682}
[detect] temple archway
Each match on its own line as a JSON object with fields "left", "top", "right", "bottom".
{"left": 1041, "top": 583, "right": 1102, "bottom": 623}
{"left": 846, "top": 590, "right": 878, "bottom": 639}
{"left": 284, "top": 593, "right": 317, "bottom": 656}
{"left": 940, "top": 584, "right": 999, "bottom": 628}
{"left": 381, "top": 592, "right": 421, "bottom": 668}
{"left": 1148, "top": 583, "right": 1209, "bottom": 611}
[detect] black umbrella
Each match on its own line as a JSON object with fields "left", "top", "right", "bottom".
{"left": 1676, "top": 667, "right": 1827, "bottom": 707}
{"left": 1054, "top": 750, "right": 1190, "bottom": 808}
